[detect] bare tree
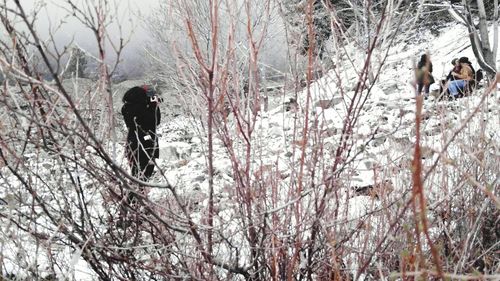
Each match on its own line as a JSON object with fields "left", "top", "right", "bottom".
{"left": 63, "top": 45, "right": 88, "bottom": 79}
{"left": 0, "top": 0, "right": 498, "bottom": 280}
{"left": 448, "top": 0, "right": 499, "bottom": 76}
{"left": 0, "top": 1, "right": 142, "bottom": 279}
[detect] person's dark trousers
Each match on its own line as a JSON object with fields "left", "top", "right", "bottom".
{"left": 118, "top": 144, "right": 155, "bottom": 228}
{"left": 417, "top": 83, "right": 429, "bottom": 95}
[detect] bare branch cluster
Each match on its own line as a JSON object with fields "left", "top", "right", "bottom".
{"left": 0, "top": 0, "right": 498, "bottom": 280}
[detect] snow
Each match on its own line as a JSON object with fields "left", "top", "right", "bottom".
{"left": 130, "top": 24, "right": 497, "bottom": 278}
{"left": 1, "top": 22, "right": 499, "bottom": 280}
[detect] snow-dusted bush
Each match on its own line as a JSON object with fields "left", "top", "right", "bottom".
{"left": 0, "top": 0, "right": 498, "bottom": 280}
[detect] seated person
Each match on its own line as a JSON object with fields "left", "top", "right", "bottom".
{"left": 447, "top": 57, "right": 473, "bottom": 98}
{"left": 445, "top": 58, "right": 461, "bottom": 81}
{"left": 438, "top": 58, "right": 460, "bottom": 97}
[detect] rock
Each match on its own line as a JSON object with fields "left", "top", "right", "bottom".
{"left": 192, "top": 175, "right": 206, "bottom": 183}
{"left": 364, "top": 160, "right": 374, "bottom": 170}
{"left": 371, "top": 135, "right": 387, "bottom": 147}
{"left": 314, "top": 97, "right": 343, "bottom": 109}
{"left": 381, "top": 82, "right": 400, "bottom": 94}
{"left": 268, "top": 126, "right": 283, "bottom": 137}
{"left": 284, "top": 97, "right": 299, "bottom": 112}
{"left": 424, "top": 126, "right": 441, "bottom": 137}
{"left": 351, "top": 180, "right": 394, "bottom": 199}
{"left": 315, "top": 99, "right": 333, "bottom": 109}
{"left": 320, "top": 128, "right": 337, "bottom": 137}
{"left": 182, "top": 189, "right": 207, "bottom": 211}
{"left": 159, "top": 142, "right": 192, "bottom": 162}
{"left": 420, "top": 146, "right": 435, "bottom": 159}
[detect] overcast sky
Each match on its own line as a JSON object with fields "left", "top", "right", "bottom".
{"left": 9, "top": 0, "right": 162, "bottom": 76}
{"left": 4, "top": 0, "right": 290, "bottom": 77}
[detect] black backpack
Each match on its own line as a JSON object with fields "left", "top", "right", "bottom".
{"left": 475, "top": 69, "right": 484, "bottom": 82}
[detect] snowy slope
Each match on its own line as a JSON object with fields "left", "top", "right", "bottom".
{"left": 155, "top": 24, "right": 498, "bottom": 194}
{"left": 1, "top": 24, "right": 498, "bottom": 280}
{"left": 149, "top": 24, "right": 499, "bottom": 278}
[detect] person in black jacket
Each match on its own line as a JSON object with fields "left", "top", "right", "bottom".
{"left": 121, "top": 85, "right": 161, "bottom": 181}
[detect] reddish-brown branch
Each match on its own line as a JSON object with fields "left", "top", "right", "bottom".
{"left": 412, "top": 93, "right": 444, "bottom": 278}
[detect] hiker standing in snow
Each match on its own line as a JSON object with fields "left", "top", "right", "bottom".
{"left": 416, "top": 54, "right": 435, "bottom": 96}
{"left": 121, "top": 85, "right": 161, "bottom": 181}
{"left": 447, "top": 57, "right": 473, "bottom": 98}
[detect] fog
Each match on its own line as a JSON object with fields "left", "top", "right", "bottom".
{"left": 7, "top": 0, "right": 161, "bottom": 78}
{"left": 5, "top": 0, "right": 290, "bottom": 79}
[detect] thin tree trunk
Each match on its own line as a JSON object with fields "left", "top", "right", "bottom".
{"left": 493, "top": 0, "right": 498, "bottom": 72}
{"left": 460, "top": 0, "right": 497, "bottom": 75}
{"left": 476, "top": 0, "right": 496, "bottom": 74}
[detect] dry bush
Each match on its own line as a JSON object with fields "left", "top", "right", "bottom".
{"left": 0, "top": 0, "right": 498, "bottom": 280}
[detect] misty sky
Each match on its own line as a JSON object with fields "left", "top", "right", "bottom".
{"left": 4, "top": 0, "right": 290, "bottom": 78}
{"left": 11, "top": 0, "right": 161, "bottom": 76}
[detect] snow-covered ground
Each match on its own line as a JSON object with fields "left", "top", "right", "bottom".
{"left": 154, "top": 24, "right": 498, "bottom": 198}
{"left": 149, "top": 25, "right": 499, "bottom": 278}
{"left": 1, "top": 24, "right": 499, "bottom": 280}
